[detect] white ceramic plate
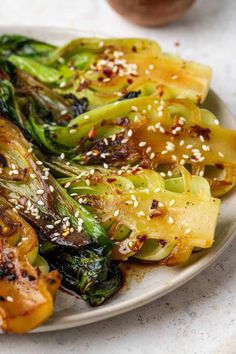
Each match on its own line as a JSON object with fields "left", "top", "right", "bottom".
{"left": 0, "top": 26, "right": 235, "bottom": 333}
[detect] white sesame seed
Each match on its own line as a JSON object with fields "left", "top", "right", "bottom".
{"left": 179, "top": 140, "right": 185, "bottom": 146}
{"left": 49, "top": 185, "right": 54, "bottom": 193}
{"left": 114, "top": 209, "right": 120, "bottom": 217}
{"left": 85, "top": 179, "right": 90, "bottom": 186}
{"left": 150, "top": 152, "right": 155, "bottom": 159}
{"left": 158, "top": 111, "right": 163, "bottom": 117}
{"left": 147, "top": 125, "right": 156, "bottom": 132}
{"left": 154, "top": 187, "right": 161, "bottom": 193}
{"left": 171, "top": 155, "right": 177, "bottom": 161}
{"left": 36, "top": 189, "right": 44, "bottom": 195}
{"left": 131, "top": 105, "right": 138, "bottom": 112}
{"left": 159, "top": 127, "right": 165, "bottom": 134}
{"left": 218, "top": 152, "right": 224, "bottom": 157}
{"left": 121, "top": 138, "right": 128, "bottom": 144}
{"left": 28, "top": 147, "right": 33, "bottom": 153}
{"left": 137, "top": 211, "right": 145, "bottom": 217}
{"left": 103, "top": 163, "right": 109, "bottom": 169}
{"left": 36, "top": 160, "right": 43, "bottom": 165}
{"left": 160, "top": 172, "right": 166, "bottom": 177}
{"left": 60, "top": 153, "right": 65, "bottom": 159}
{"left": 183, "top": 154, "right": 189, "bottom": 159}
{"left": 54, "top": 220, "right": 61, "bottom": 225}
{"left": 64, "top": 182, "right": 71, "bottom": 189}
{"left": 145, "top": 69, "right": 150, "bottom": 75}
{"left": 147, "top": 104, "right": 152, "bottom": 111}
{"left": 59, "top": 81, "right": 66, "bottom": 88}
{"left": 149, "top": 64, "right": 154, "bottom": 70}
{"left": 214, "top": 119, "right": 220, "bottom": 125}
{"left": 37, "top": 200, "right": 44, "bottom": 206}
{"left": 131, "top": 194, "right": 136, "bottom": 201}
{"left": 202, "top": 145, "right": 210, "bottom": 151}
{"left": 161, "top": 150, "right": 168, "bottom": 155}
{"left": 46, "top": 224, "right": 54, "bottom": 229}
{"left": 6, "top": 296, "right": 13, "bottom": 302}
{"left": 84, "top": 115, "right": 90, "bottom": 120}
{"left": 171, "top": 75, "right": 178, "bottom": 80}
{"left": 127, "top": 129, "right": 133, "bottom": 137}
{"left": 185, "top": 228, "right": 191, "bottom": 234}
{"left": 169, "top": 199, "right": 175, "bottom": 207}
{"left": 186, "top": 144, "right": 193, "bottom": 149}
{"left": 168, "top": 216, "right": 174, "bottom": 224}
{"left": 146, "top": 146, "right": 152, "bottom": 154}
{"left": 139, "top": 141, "right": 147, "bottom": 147}
{"left": 180, "top": 159, "right": 185, "bottom": 165}
{"left": 134, "top": 201, "right": 139, "bottom": 208}
{"left": 167, "top": 171, "right": 173, "bottom": 177}
{"left": 199, "top": 135, "right": 205, "bottom": 142}
{"left": 75, "top": 211, "right": 80, "bottom": 218}
{"left": 199, "top": 171, "right": 204, "bottom": 177}
{"left": 61, "top": 109, "right": 68, "bottom": 115}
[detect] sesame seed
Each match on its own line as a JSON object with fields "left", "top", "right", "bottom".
{"left": 134, "top": 201, "right": 139, "bottom": 208}
{"left": 104, "top": 138, "right": 108, "bottom": 145}
{"left": 202, "top": 145, "right": 210, "bottom": 151}
{"left": 161, "top": 150, "right": 168, "bottom": 155}
{"left": 127, "top": 129, "right": 133, "bottom": 137}
{"left": 54, "top": 220, "right": 61, "bottom": 225}
{"left": 183, "top": 154, "right": 189, "bottom": 159}
{"left": 131, "top": 194, "right": 136, "bottom": 201}
{"left": 158, "top": 202, "right": 164, "bottom": 207}
{"left": 6, "top": 296, "right": 13, "bottom": 302}
{"left": 180, "top": 159, "right": 185, "bottom": 165}
{"left": 28, "top": 147, "right": 33, "bottom": 153}
{"left": 171, "top": 155, "right": 177, "bottom": 161}
{"left": 70, "top": 227, "right": 74, "bottom": 233}
{"left": 85, "top": 179, "right": 90, "bottom": 186}
{"left": 179, "top": 140, "right": 185, "bottom": 146}
{"left": 84, "top": 115, "right": 90, "bottom": 120}
{"left": 158, "top": 111, "right": 163, "bottom": 117}
{"left": 46, "top": 224, "right": 54, "bottom": 229}
{"left": 131, "top": 106, "right": 138, "bottom": 112}
{"left": 169, "top": 199, "right": 175, "bottom": 206}
{"left": 150, "top": 152, "right": 155, "bottom": 159}
{"left": 168, "top": 216, "right": 174, "bottom": 224}
{"left": 37, "top": 200, "right": 44, "bottom": 206}
{"left": 145, "top": 69, "right": 150, "bottom": 75}
{"left": 159, "top": 127, "right": 165, "bottom": 134}
{"left": 36, "top": 160, "right": 43, "bottom": 165}
{"left": 146, "top": 146, "right": 152, "bottom": 154}
{"left": 137, "top": 211, "right": 145, "bottom": 217}
{"left": 49, "top": 185, "right": 54, "bottom": 193}
{"left": 185, "top": 228, "right": 191, "bottom": 234}
{"left": 199, "top": 171, "right": 204, "bottom": 177}
{"left": 69, "top": 129, "right": 77, "bottom": 134}
{"left": 114, "top": 209, "right": 120, "bottom": 217}
{"left": 171, "top": 75, "right": 178, "bottom": 80}
{"left": 147, "top": 125, "right": 156, "bottom": 132}
{"left": 147, "top": 104, "right": 152, "bottom": 111}
{"left": 160, "top": 172, "right": 166, "bottom": 177}
{"left": 149, "top": 64, "right": 154, "bottom": 70}
{"left": 121, "top": 138, "right": 128, "bottom": 144}
{"left": 61, "top": 109, "right": 68, "bottom": 115}
{"left": 186, "top": 144, "right": 193, "bottom": 149}
{"left": 103, "top": 163, "right": 109, "bottom": 169}
{"left": 139, "top": 141, "right": 147, "bottom": 147}
{"left": 64, "top": 182, "right": 71, "bottom": 189}
{"left": 218, "top": 152, "right": 224, "bottom": 157}
{"left": 36, "top": 189, "right": 44, "bottom": 195}
{"left": 199, "top": 135, "right": 205, "bottom": 142}
{"left": 60, "top": 153, "right": 65, "bottom": 159}
{"left": 214, "top": 119, "right": 220, "bottom": 125}
{"left": 167, "top": 171, "right": 173, "bottom": 177}
{"left": 59, "top": 81, "right": 66, "bottom": 88}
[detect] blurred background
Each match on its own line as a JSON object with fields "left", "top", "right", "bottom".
{"left": 0, "top": 1, "right": 235, "bottom": 353}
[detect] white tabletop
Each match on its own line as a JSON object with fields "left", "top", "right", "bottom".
{"left": 0, "top": 1, "right": 236, "bottom": 353}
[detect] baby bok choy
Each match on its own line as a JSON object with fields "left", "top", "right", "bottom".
{"left": 53, "top": 162, "right": 220, "bottom": 265}
{"left": 0, "top": 114, "right": 122, "bottom": 306}
{"left": 0, "top": 195, "right": 60, "bottom": 334}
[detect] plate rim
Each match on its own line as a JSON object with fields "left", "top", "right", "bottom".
{"left": 0, "top": 25, "right": 235, "bottom": 333}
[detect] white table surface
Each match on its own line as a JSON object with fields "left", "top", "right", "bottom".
{"left": 0, "top": 1, "right": 236, "bottom": 353}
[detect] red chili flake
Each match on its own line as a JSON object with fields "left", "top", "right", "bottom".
{"left": 88, "top": 126, "right": 97, "bottom": 139}
{"left": 150, "top": 210, "right": 162, "bottom": 218}
{"left": 107, "top": 178, "right": 117, "bottom": 183}
{"left": 116, "top": 117, "right": 130, "bottom": 126}
{"left": 127, "top": 78, "right": 133, "bottom": 84}
{"left": 103, "top": 67, "right": 113, "bottom": 78}
{"left": 151, "top": 199, "right": 159, "bottom": 209}
{"left": 189, "top": 125, "right": 211, "bottom": 140}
